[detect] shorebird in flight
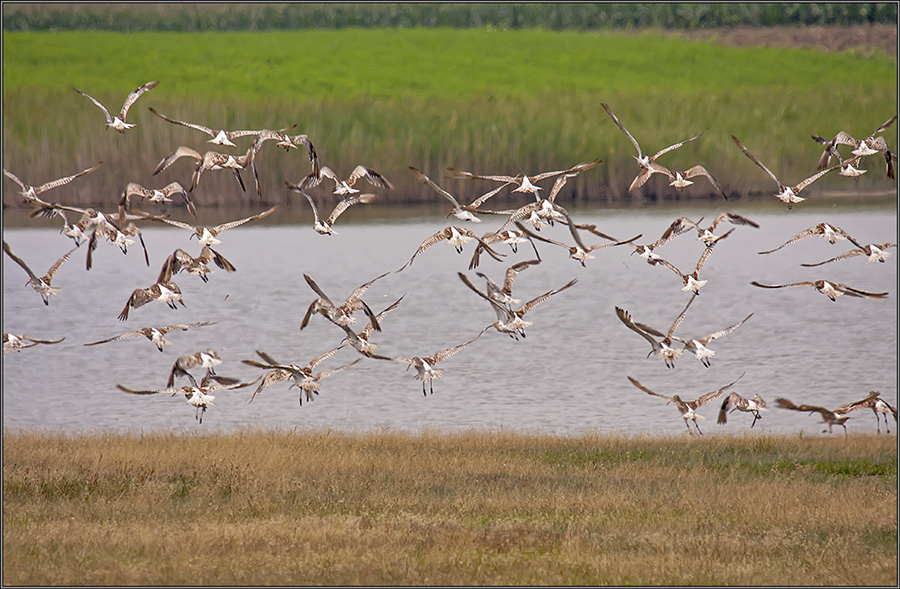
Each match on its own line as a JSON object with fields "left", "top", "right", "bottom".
{"left": 475, "top": 258, "right": 542, "bottom": 309}
{"left": 242, "top": 346, "right": 353, "bottom": 405}
{"left": 750, "top": 279, "right": 888, "bottom": 302}
{"left": 758, "top": 222, "right": 862, "bottom": 254}
{"left": 845, "top": 391, "right": 897, "bottom": 434}
{"left": 717, "top": 392, "right": 767, "bottom": 428}
{"left": 775, "top": 397, "right": 860, "bottom": 434}
{"left": 732, "top": 135, "right": 841, "bottom": 209}
{"left": 801, "top": 242, "right": 896, "bottom": 267}
{"left": 3, "top": 240, "right": 78, "bottom": 306}
{"left": 117, "top": 373, "right": 260, "bottom": 424}
{"left": 336, "top": 295, "right": 405, "bottom": 357}
{"left": 601, "top": 103, "right": 704, "bottom": 194}
{"left": 467, "top": 227, "right": 540, "bottom": 269}
{"left": 159, "top": 246, "right": 236, "bottom": 284}
{"left": 446, "top": 157, "right": 602, "bottom": 197}
{"left": 300, "top": 272, "right": 388, "bottom": 331}
{"left": 74, "top": 80, "right": 158, "bottom": 132}
{"left": 515, "top": 214, "right": 641, "bottom": 267}
{"left": 122, "top": 181, "right": 196, "bottom": 219}
{"left": 409, "top": 166, "right": 513, "bottom": 223}
{"left": 625, "top": 216, "right": 701, "bottom": 264}
{"left": 284, "top": 184, "right": 375, "bottom": 235}
{"left": 396, "top": 225, "right": 506, "bottom": 272}
{"left": 153, "top": 144, "right": 254, "bottom": 192}
{"left": 812, "top": 115, "right": 897, "bottom": 178}
{"left": 148, "top": 206, "right": 276, "bottom": 246}
{"left": 148, "top": 106, "right": 297, "bottom": 148}
{"left": 371, "top": 328, "right": 487, "bottom": 396}
{"left": 84, "top": 321, "right": 216, "bottom": 352}
{"left": 118, "top": 281, "right": 185, "bottom": 321}
{"left": 4, "top": 333, "right": 65, "bottom": 354}
{"left": 458, "top": 271, "right": 577, "bottom": 340}
{"left": 616, "top": 294, "right": 696, "bottom": 369}
{"left": 669, "top": 311, "right": 753, "bottom": 368}
{"left": 167, "top": 349, "right": 224, "bottom": 388}
{"left": 3, "top": 162, "right": 104, "bottom": 206}
{"left": 627, "top": 372, "right": 745, "bottom": 435}
{"left": 296, "top": 164, "right": 393, "bottom": 196}
{"left": 654, "top": 231, "right": 732, "bottom": 295}
{"left": 691, "top": 212, "right": 759, "bottom": 247}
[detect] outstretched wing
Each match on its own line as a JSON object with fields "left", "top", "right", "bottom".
{"left": 651, "top": 130, "right": 704, "bottom": 161}
{"left": 148, "top": 107, "right": 216, "bottom": 137}
{"left": 695, "top": 372, "right": 746, "bottom": 408}
{"left": 627, "top": 376, "right": 675, "bottom": 404}
{"left": 732, "top": 135, "right": 782, "bottom": 187}
{"left": 73, "top": 87, "right": 113, "bottom": 123}
{"left": 119, "top": 80, "right": 158, "bottom": 119}
{"left": 211, "top": 206, "right": 276, "bottom": 233}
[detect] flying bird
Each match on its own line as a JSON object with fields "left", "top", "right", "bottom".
{"left": 627, "top": 372, "right": 745, "bottom": 435}
{"left": 285, "top": 184, "right": 375, "bottom": 235}
{"left": 4, "top": 333, "right": 65, "bottom": 354}
{"left": 74, "top": 80, "right": 158, "bottom": 132}
{"left": 750, "top": 279, "right": 888, "bottom": 302}
{"left": 717, "top": 392, "right": 767, "bottom": 428}
{"left": 3, "top": 162, "right": 104, "bottom": 205}
{"left": 758, "top": 222, "right": 862, "bottom": 254}
{"left": 3, "top": 240, "right": 78, "bottom": 306}
{"left": 84, "top": 321, "right": 216, "bottom": 352}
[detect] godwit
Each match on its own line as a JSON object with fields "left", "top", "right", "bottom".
{"left": 717, "top": 392, "right": 767, "bottom": 428}
{"left": 409, "top": 166, "right": 513, "bottom": 223}
{"left": 801, "top": 242, "right": 896, "bottom": 267}
{"left": 159, "top": 246, "right": 237, "bottom": 284}
{"left": 84, "top": 321, "right": 216, "bottom": 352}
{"left": 475, "top": 258, "right": 542, "bottom": 309}
{"left": 654, "top": 231, "right": 733, "bottom": 295}
{"left": 750, "top": 279, "right": 888, "bottom": 302}
{"left": 845, "top": 391, "right": 898, "bottom": 434}
{"left": 371, "top": 328, "right": 487, "bottom": 396}
{"left": 3, "top": 333, "right": 65, "bottom": 354}
{"left": 284, "top": 184, "right": 375, "bottom": 235}
{"left": 446, "top": 157, "right": 602, "bottom": 197}
{"left": 118, "top": 281, "right": 185, "bottom": 321}
{"left": 732, "top": 135, "right": 841, "bottom": 209}
{"left": 297, "top": 164, "right": 393, "bottom": 196}
{"left": 122, "top": 181, "right": 196, "bottom": 219}
{"left": 758, "top": 222, "right": 862, "bottom": 254}
{"left": 242, "top": 346, "right": 353, "bottom": 405}
{"left": 167, "top": 349, "right": 224, "bottom": 388}
{"left": 117, "top": 373, "right": 260, "bottom": 424}
{"left": 458, "top": 271, "right": 577, "bottom": 340}
{"left": 74, "top": 80, "right": 158, "bottom": 132}
{"left": 616, "top": 294, "right": 696, "bottom": 369}
{"left": 300, "top": 272, "right": 389, "bottom": 331}
{"left": 812, "top": 115, "right": 897, "bottom": 178}
{"left": 627, "top": 372, "right": 745, "bottom": 435}
{"left": 153, "top": 144, "right": 256, "bottom": 193}
{"left": 774, "top": 397, "right": 859, "bottom": 434}
{"left": 627, "top": 216, "right": 701, "bottom": 264}
{"left": 148, "top": 206, "right": 276, "bottom": 246}
{"left": 3, "top": 162, "right": 104, "bottom": 205}
{"left": 3, "top": 240, "right": 78, "bottom": 306}
{"left": 148, "top": 106, "right": 297, "bottom": 148}
{"left": 601, "top": 103, "right": 704, "bottom": 194}
{"left": 396, "top": 225, "right": 506, "bottom": 272}
{"left": 692, "top": 212, "right": 759, "bottom": 247}
{"left": 671, "top": 311, "right": 754, "bottom": 368}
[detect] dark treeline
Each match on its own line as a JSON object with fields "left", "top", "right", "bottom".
{"left": 3, "top": 3, "right": 897, "bottom": 32}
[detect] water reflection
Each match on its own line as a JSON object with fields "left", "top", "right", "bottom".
{"left": 3, "top": 199, "right": 897, "bottom": 437}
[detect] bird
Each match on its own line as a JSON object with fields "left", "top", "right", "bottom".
{"left": 812, "top": 115, "right": 897, "bottom": 178}
{"left": 627, "top": 372, "right": 745, "bottom": 435}
{"left": 148, "top": 106, "right": 297, "bottom": 148}
{"left": 4, "top": 333, "right": 65, "bottom": 354}
{"left": 654, "top": 231, "right": 732, "bottom": 295}
{"left": 467, "top": 227, "right": 540, "bottom": 269}
{"left": 118, "top": 281, "right": 185, "bottom": 321}
{"left": 750, "top": 279, "right": 888, "bottom": 302}
{"left": 147, "top": 206, "right": 276, "bottom": 245}
{"left": 83, "top": 321, "right": 216, "bottom": 352}
{"left": 121, "top": 181, "right": 196, "bottom": 219}
{"left": 299, "top": 272, "right": 389, "bottom": 331}
{"left": 3, "top": 162, "right": 104, "bottom": 205}
{"left": 152, "top": 144, "right": 255, "bottom": 192}
{"left": 409, "top": 165, "right": 513, "bottom": 223}
{"left": 660, "top": 164, "right": 730, "bottom": 199}
{"left": 73, "top": 80, "right": 158, "bottom": 132}
{"left": 242, "top": 346, "right": 354, "bottom": 405}
{"left": 285, "top": 184, "right": 375, "bottom": 235}
{"left": 336, "top": 295, "right": 405, "bottom": 357}
{"left": 167, "top": 349, "right": 224, "bottom": 388}
{"left": 158, "top": 246, "right": 237, "bottom": 284}
{"left": 3, "top": 240, "right": 78, "bottom": 306}
{"left": 758, "top": 222, "right": 862, "bottom": 254}
{"left": 731, "top": 135, "right": 841, "bottom": 209}
{"left": 801, "top": 242, "right": 896, "bottom": 267}
{"left": 691, "top": 212, "right": 760, "bottom": 247}
{"left": 717, "top": 392, "right": 767, "bottom": 428}
{"left": 475, "top": 258, "right": 542, "bottom": 309}
{"left": 458, "top": 271, "right": 578, "bottom": 340}
{"left": 514, "top": 214, "right": 641, "bottom": 267}
{"left": 371, "top": 328, "right": 487, "bottom": 396}
{"left": 396, "top": 225, "right": 506, "bottom": 272}
{"left": 446, "top": 157, "right": 602, "bottom": 197}
{"left": 774, "top": 397, "right": 859, "bottom": 435}
{"left": 628, "top": 216, "right": 701, "bottom": 264}
{"left": 601, "top": 102, "right": 705, "bottom": 194}
{"left": 296, "top": 164, "right": 393, "bottom": 196}
{"left": 117, "top": 373, "right": 260, "bottom": 424}
{"left": 669, "top": 311, "right": 754, "bottom": 368}
{"left": 845, "top": 391, "right": 897, "bottom": 434}
{"left": 616, "top": 294, "right": 696, "bottom": 369}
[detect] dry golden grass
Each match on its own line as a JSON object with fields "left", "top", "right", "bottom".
{"left": 3, "top": 429, "right": 896, "bottom": 585}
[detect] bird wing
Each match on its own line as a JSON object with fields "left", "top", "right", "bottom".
{"left": 148, "top": 107, "right": 216, "bottom": 137}
{"left": 750, "top": 280, "right": 817, "bottom": 290}
{"left": 793, "top": 163, "right": 841, "bottom": 193}
{"left": 3, "top": 168, "right": 27, "bottom": 190}
{"left": 627, "top": 376, "right": 675, "bottom": 403}
{"left": 326, "top": 193, "right": 376, "bottom": 225}
{"left": 651, "top": 130, "right": 705, "bottom": 161}
{"left": 154, "top": 145, "right": 202, "bottom": 175}
{"left": 666, "top": 293, "right": 697, "bottom": 339}
{"left": 458, "top": 272, "right": 513, "bottom": 323}
{"left": 682, "top": 165, "right": 728, "bottom": 198}
{"left": 649, "top": 216, "right": 700, "bottom": 250}
{"left": 410, "top": 166, "right": 462, "bottom": 208}
{"left": 84, "top": 330, "right": 146, "bottom": 346}
{"left": 695, "top": 371, "right": 746, "bottom": 408}
{"left": 466, "top": 181, "right": 515, "bottom": 210}
{"left": 601, "top": 103, "right": 643, "bottom": 158}
{"left": 502, "top": 258, "right": 541, "bottom": 294}
{"left": 800, "top": 249, "right": 866, "bottom": 267}
{"left": 210, "top": 206, "right": 276, "bottom": 233}
{"left": 833, "top": 283, "right": 889, "bottom": 300}
{"left": 732, "top": 135, "right": 782, "bottom": 187}
{"left": 697, "top": 313, "right": 754, "bottom": 345}
{"left": 35, "top": 161, "right": 105, "bottom": 194}
{"left": 3, "top": 241, "right": 40, "bottom": 282}
{"left": 427, "top": 329, "right": 486, "bottom": 365}
{"left": 693, "top": 233, "right": 730, "bottom": 275}
{"left": 347, "top": 165, "right": 393, "bottom": 190}
{"left": 445, "top": 166, "right": 519, "bottom": 184}
{"left": 73, "top": 87, "right": 113, "bottom": 123}
{"left": 518, "top": 278, "right": 578, "bottom": 317}
{"left": 311, "top": 359, "right": 362, "bottom": 382}
{"left": 116, "top": 384, "right": 184, "bottom": 396}
{"left": 616, "top": 306, "right": 662, "bottom": 350}
{"left": 119, "top": 81, "right": 158, "bottom": 120}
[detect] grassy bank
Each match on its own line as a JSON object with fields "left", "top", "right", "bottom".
{"left": 2, "top": 430, "right": 896, "bottom": 585}
{"left": 2, "top": 29, "right": 897, "bottom": 206}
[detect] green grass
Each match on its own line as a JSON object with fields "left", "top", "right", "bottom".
{"left": 2, "top": 29, "right": 897, "bottom": 206}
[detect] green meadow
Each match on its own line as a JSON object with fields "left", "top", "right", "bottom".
{"left": 2, "top": 28, "right": 897, "bottom": 205}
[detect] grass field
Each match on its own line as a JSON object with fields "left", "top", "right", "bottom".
{"left": 2, "top": 28, "right": 897, "bottom": 206}
{"left": 2, "top": 430, "right": 896, "bottom": 585}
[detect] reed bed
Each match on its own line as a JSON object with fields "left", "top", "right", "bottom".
{"left": 3, "top": 429, "right": 896, "bottom": 586}
{"left": 2, "top": 29, "right": 896, "bottom": 207}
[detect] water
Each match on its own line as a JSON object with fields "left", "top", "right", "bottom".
{"left": 3, "top": 199, "right": 897, "bottom": 437}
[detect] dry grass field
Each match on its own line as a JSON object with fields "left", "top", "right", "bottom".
{"left": 3, "top": 430, "right": 896, "bottom": 586}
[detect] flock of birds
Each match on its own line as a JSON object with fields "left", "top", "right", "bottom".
{"left": 3, "top": 80, "right": 898, "bottom": 434}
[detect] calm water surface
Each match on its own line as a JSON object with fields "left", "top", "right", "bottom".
{"left": 3, "top": 199, "right": 897, "bottom": 437}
